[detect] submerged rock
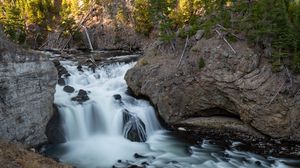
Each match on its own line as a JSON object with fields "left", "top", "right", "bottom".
{"left": 52, "top": 60, "right": 70, "bottom": 78}
{"left": 0, "top": 31, "right": 57, "bottom": 146}
{"left": 58, "top": 78, "right": 66, "bottom": 86}
{"left": 113, "top": 94, "right": 122, "bottom": 100}
{"left": 57, "top": 66, "right": 68, "bottom": 77}
{"left": 52, "top": 59, "right": 60, "bottom": 66}
{"left": 133, "top": 153, "right": 146, "bottom": 159}
{"left": 122, "top": 109, "right": 146, "bottom": 142}
{"left": 71, "top": 89, "right": 89, "bottom": 103}
{"left": 77, "top": 65, "right": 83, "bottom": 72}
{"left": 89, "top": 64, "right": 96, "bottom": 73}
{"left": 63, "top": 85, "right": 75, "bottom": 93}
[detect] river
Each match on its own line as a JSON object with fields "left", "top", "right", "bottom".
{"left": 43, "top": 59, "right": 300, "bottom": 168}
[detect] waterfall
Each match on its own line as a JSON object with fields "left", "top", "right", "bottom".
{"left": 44, "top": 60, "right": 300, "bottom": 168}
{"left": 54, "top": 61, "right": 160, "bottom": 141}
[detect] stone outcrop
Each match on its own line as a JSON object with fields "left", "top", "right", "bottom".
{"left": 125, "top": 34, "right": 300, "bottom": 141}
{"left": 122, "top": 109, "right": 147, "bottom": 142}
{"left": 0, "top": 32, "right": 57, "bottom": 146}
{"left": 71, "top": 89, "right": 89, "bottom": 103}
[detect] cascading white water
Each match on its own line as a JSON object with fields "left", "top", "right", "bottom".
{"left": 55, "top": 61, "right": 160, "bottom": 142}
{"left": 45, "top": 60, "right": 300, "bottom": 168}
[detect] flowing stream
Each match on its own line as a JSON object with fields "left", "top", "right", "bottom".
{"left": 44, "top": 60, "right": 300, "bottom": 168}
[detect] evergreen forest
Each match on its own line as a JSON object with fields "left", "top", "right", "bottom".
{"left": 1, "top": 0, "right": 300, "bottom": 72}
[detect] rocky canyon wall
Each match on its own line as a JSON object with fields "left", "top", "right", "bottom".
{"left": 0, "top": 32, "right": 57, "bottom": 146}
{"left": 125, "top": 32, "right": 300, "bottom": 141}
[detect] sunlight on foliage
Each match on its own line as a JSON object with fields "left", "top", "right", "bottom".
{"left": 0, "top": 0, "right": 300, "bottom": 73}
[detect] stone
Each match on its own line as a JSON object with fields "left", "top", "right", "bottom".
{"left": 0, "top": 31, "right": 57, "bottom": 146}
{"left": 134, "top": 153, "right": 146, "bottom": 158}
{"left": 178, "top": 117, "right": 265, "bottom": 139}
{"left": 71, "top": 89, "right": 89, "bottom": 103}
{"left": 113, "top": 94, "right": 122, "bottom": 100}
{"left": 89, "top": 64, "right": 96, "bottom": 73}
{"left": 57, "top": 78, "right": 66, "bottom": 86}
{"left": 65, "top": 73, "right": 71, "bottom": 77}
{"left": 52, "top": 59, "right": 60, "bottom": 66}
{"left": 122, "top": 109, "right": 146, "bottom": 142}
{"left": 57, "top": 65, "right": 68, "bottom": 78}
{"left": 52, "top": 60, "right": 69, "bottom": 78}
{"left": 77, "top": 65, "right": 83, "bottom": 72}
{"left": 195, "top": 29, "right": 204, "bottom": 41}
{"left": 63, "top": 85, "right": 75, "bottom": 93}
{"left": 255, "top": 161, "right": 262, "bottom": 166}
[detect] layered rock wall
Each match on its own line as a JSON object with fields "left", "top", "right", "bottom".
{"left": 125, "top": 33, "right": 300, "bottom": 141}
{"left": 0, "top": 33, "right": 57, "bottom": 146}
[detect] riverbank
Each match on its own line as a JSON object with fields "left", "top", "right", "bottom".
{"left": 0, "top": 140, "right": 71, "bottom": 168}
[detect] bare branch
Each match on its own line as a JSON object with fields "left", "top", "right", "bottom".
{"left": 81, "top": 25, "right": 93, "bottom": 51}
{"left": 61, "top": 5, "right": 95, "bottom": 50}
{"left": 216, "top": 24, "right": 244, "bottom": 40}
{"left": 267, "top": 81, "right": 285, "bottom": 106}
{"left": 284, "top": 65, "right": 293, "bottom": 87}
{"left": 294, "top": 89, "right": 300, "bottom": 103}
{"left": 177, "top": 36, "right": 189, "bottom": 68}
{"left": 215, "top": 29, "right": 237, "bottom": 54}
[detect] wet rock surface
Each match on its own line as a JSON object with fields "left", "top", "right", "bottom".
{"left": 113, "top": 94, "right": 122, "bottom": 100}
{"left": 125, "top": 35, "right": 300, "bottom": 156}
{"left": 52, "top": 60, "right": 69, "bottom": 78}
{"left": 57, "top": 78, "right": 66, "bottom": 86}
{"left": 77, "top": 65, "right": 83, "bottom": 72}
{"left": 172, "top": 125, "right": 300, "bottom": 159}
{"left": 113, "top": 153, "right": 152, "bottom": 168}
{"left": 63, "top": 85, "right": 75, "bottom": 93}
{"left": 122, "top": 109, "right": 147, "bottom": 142}
{"left": 46, "top": 105, "right": 66, "bottom": 144}
{"left": 71, "top": 89, "right": 89, "bottom": 103}
{"left": 0, "top": 32, "right": 57, "bottom": 146}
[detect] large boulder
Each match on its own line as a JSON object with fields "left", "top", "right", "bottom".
{"left": 122, "top": 109, "right": 147, "bottom": 142}
{"left": 71, "top": 89, "right": 89, "bottom": 103}
{"left": 125, "top": 35, "right": 300, "bottom": 141}
{"left": 0, "top": 32, "right": 57, "bottom": 146}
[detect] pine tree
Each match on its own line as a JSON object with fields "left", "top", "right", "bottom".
{"left": 0, "top": 0, "right": 26, "bottom": 43}
{"left": 133, "top": 0, "right": 153, "bottom": 35}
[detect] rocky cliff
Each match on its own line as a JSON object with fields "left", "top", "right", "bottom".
{"left": 0, "top": 32, "right": 57, "bottom": 146}
{"left": 125, "top": 32, "right": 300, "bottom": 141}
